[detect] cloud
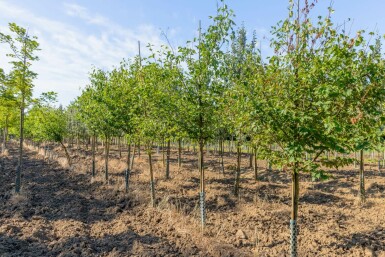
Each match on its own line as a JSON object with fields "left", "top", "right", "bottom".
{"left": 0, "top": 1, "right": 167, "bottom": 106}
{"left": 64, "top": 3, "right": 109, "bottom": 26}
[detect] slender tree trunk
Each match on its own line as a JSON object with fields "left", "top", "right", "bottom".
{"left": 359, "top": 149, "right": 365, "bottom": 203}
{"left": 105, "top": 137, "right": 110, "bottom": 182}
{"left": 1, "top": 128, "right": 4, "bottom": 154}
{"left": 2, "top": 116, "right": 8, "bottom": 153}
{"left": 125, "top": 168, "right": 130, "bottom": 193}
{"left": 91, "top": 135, "right": 96, "bottom": 177}
{"left": 178, "top": 139, "right": 182, "bottom": 168}
{"left": 249, "top": 148, "right": 253, "bottom": 168}
{"left": 234, "top": 141, "right": 241, "bottom": 196}
{"left": 138, "top": 140, "right": 141, "bottom": 159}
{"left": 149, "top": 149, "right": 155, "bottom": 207}
{"left": 130, "top": 143, "right": 136, "bottom": 171}
{"left": 162, "top": 138, "right": 165, "bottom": 166}
{"left": 126, "top": 139, "right": 131, "bottom": 168}
{"left": 290, "top": 164, "right": 300, "bottom": 257}
{"left": 199, "top": 140, "right": 205, "bottom": 228}
{"left": 118, "top": 137, "right": 122, "bottom": 158}
{"left": 165, "top": 140, "right": 171, "bottom": 179}
{"left": 254, "top": 148, "right": 258, "bottom": 181}
{"left": 15, "top": 95, "right": 25, "bottom": 194}
{"left": 60, "top": 141, "right": 71, "bottom": 167}
{"left": 220, "top": 139, "right": 225, "bottom": 174}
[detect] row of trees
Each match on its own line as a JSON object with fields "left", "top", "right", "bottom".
{"left": 2, "top": 1, "right": 385, "bottom": 256}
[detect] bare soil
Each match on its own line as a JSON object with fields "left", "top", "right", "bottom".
{"left": 0, "top": 143, "right": 384, "bottom": 256}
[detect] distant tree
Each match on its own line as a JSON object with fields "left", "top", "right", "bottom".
{"left": 224, "top": 25, "right": 261, "bottom": 195}
{"left": 0, "top": 23, "right": 40, "bottom": 193}
{"left": 25, "top": 92, "right": 71, "bottom": 165}
{"left": 0, "top": 69, "right": 18, "bottom": 153}
{"left": 77, "top": 68, "right": 119, "bottom": 181}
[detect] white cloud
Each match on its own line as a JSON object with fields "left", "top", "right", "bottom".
{"left": 64, "top": 3, "right": 109, "bottom": 26}
{"left": 0, "top": 1, "right": 167, "bottom": 106}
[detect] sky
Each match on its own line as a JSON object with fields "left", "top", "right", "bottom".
{"left": 1, "top": 0, "right": 385, "bottom": 106}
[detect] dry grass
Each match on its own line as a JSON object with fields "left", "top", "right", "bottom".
{"left": 57, "top": 157, "right": 70, "bottom": 169}
{"left": 1, "top": 149, "right": 9, "bottom": 156}
{"left": 9, "top": 189, "right": 29, "bottom": 205}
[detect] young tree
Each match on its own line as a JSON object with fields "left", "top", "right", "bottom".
{"left": 25, "top": 92, "right": 71, "bottom": 165}
{"left": 224, "top": 25, "right": 260, "bottom": 195}
{"left": 0, "top": 69, "right": 18, "bottom": 153}
{"left": 135, "top": 58, "right": 163, "bottom": 207}
{"left": 74, "top": 91, "right": 99, "bottom": 177}
{"left": 346, "top": 36, "right": 385, "bottom": 203}
{"left": 177, "top": 2, "right": 235, "bottom": 227}
{"left": 0, "top": 23, "right": 40, "bottom": 193}
{"left": 248, "top": 1, "right": 385, "bottom": 255}
{"left": 150, "top": 45, "right": 183, "bottom": 179}
{"left": 76, "top": 68, "right": 119, "bottom": 181}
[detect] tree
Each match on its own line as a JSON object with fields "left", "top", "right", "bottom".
{"left": 0, "top": 23, "right": 40, "bottom": 193}
{"left": 224, "top": 25, "right": 260, "bottom": 195}
{"left": 0, "top": 69, "right": 18, "bottom": 153}
{"left": 345, "top": 36, "right": 385, "bottom": 203}
{"left": 248, "top": 1, "right": 385, "bottom": 255}
{"left": 150, "top": 44, "right": 184, "bottom": 178}
{"left": 76, "top": 68, "right": 120, "bottom": 181}
{"left": 135, "top": 57, "right": 163, "bottom": 207}
{"left": 107, "top": 61, "right": 137, "bottom": 171}
{"left": 177, "top": 1, "right": 235, "bottom": 228}
{"left": 25, "top": 92, "right": 71, "bottom": 165}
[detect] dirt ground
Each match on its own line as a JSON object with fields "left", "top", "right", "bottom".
{"left": 0, "top": 142, "right": 384, "bottom": 257}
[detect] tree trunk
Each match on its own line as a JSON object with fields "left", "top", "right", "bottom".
{"left": 359, "top": 149, "right": 365, "bottom": 203}
{"left": 166, "top": 140, "right": 171, "bottom": 179}
{"left": 148, "top": 149, "right": 155, "bottom": 207}
{"left": 220, "top": 139, "right": 225, "bottom": 174}
{"left": 60, "top": 141, "right": 71, "bottom": 167}
{"left": 249, "top": 148, "right": 253, "bottom": 168}
{"left": 254, "top": 148, "right": 258, "bottom": 181}
{"left": 178, "top": 139, "right": 182, "bottom": 168}
{"left": 290, "top": 164, "right": 300, "bottom": 257}
{"left": 199, "top": 140, "right": 205, "bottom": 228}
{"left": 2, "top": 116, "right": 8, "bottom": 153}
{"left": 118, "top": 137, "right": 122, "bottom": 158}
{"left": 125, "top": 168, "right": 130, "bottom": 193}
{"left": 162, "top": 139, "right": 165, "bottom": 166}
{"left": 234, "top": 142, "right": 241, "bottom": 196}
{"left": 15, "top": 97, "right": 25, "bottom": 194}
{"left": 130, "top": 143, "right": 136, "bottom": 171}
{"left": 138, "top": 140, "right": 141, "bottom": 159}
{"left": 91, "top": 135, "right": 96, "bottom": 177}
{"left": 105, "top": 137, "right": 110, "bottom": 182}
{"left": 126, "top": 140, "right": 131, "bottom": 168}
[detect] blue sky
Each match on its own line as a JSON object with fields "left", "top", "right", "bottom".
{"left": 1, "top": 0, "right": 385, "bottom": 106}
